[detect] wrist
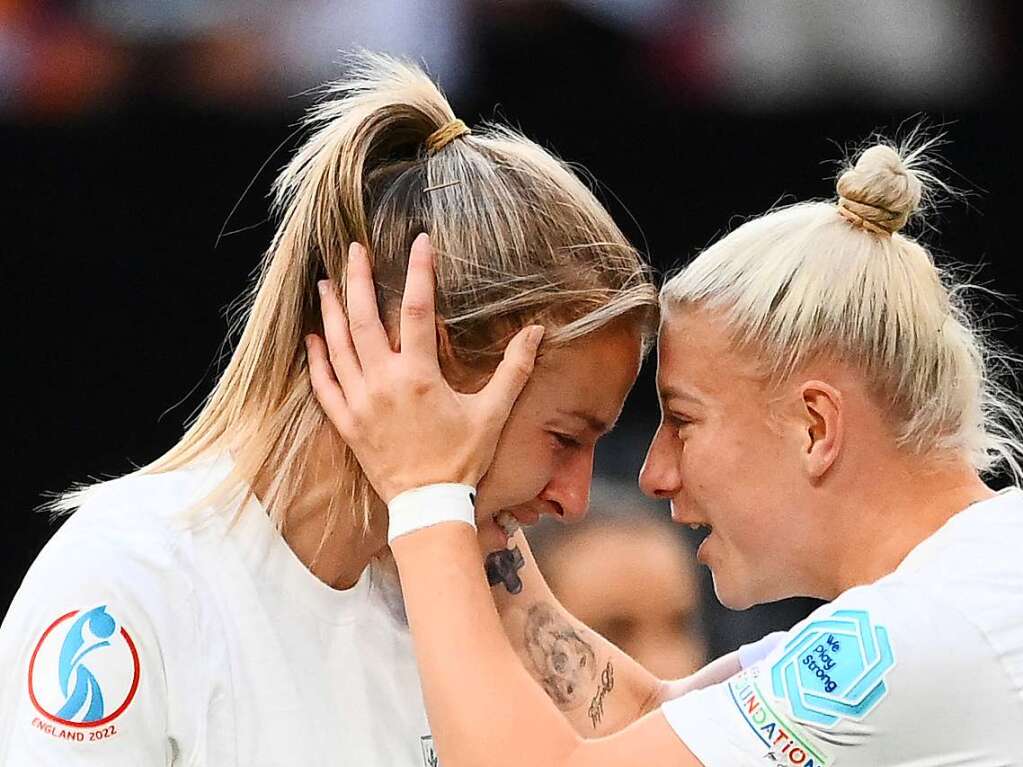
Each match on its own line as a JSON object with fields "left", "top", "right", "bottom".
{"left": 380, "top": 467, "right": 481, "bottom": 506}
{"left": 387, "top": 483, "right": 478, "bottom": 544}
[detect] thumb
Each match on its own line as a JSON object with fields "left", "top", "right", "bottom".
{"left": 480, "top": 325, "right": 544, "bottom": 425}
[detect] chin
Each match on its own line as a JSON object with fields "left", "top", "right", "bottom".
{"left": 710, "top": 571, "right": 762, "bottom": 611}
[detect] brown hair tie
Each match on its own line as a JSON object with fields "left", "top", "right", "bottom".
{"left": 837, "top": 198, "right": 894, "bottom": 236}
{"left": 425, "top": 119, "right": 471, "bottom": 153}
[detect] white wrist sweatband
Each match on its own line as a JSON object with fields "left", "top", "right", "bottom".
{"left": 387, "top": 483, "right": 477, "bottom": 544}
{"left": 738, "top": 631, "right": 788, "bottom": 669}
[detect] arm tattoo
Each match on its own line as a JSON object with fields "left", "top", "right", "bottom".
{"left": 485, "top": 546, "right": 526, "bottom": 594}
{"left": 588, "top": 662, "right": 615, "bottom": 728}
{"left": 523, "top": 603, "right": 598, "bottom": 709}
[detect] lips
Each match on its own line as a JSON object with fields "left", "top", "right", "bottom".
{"left": 689, "top": 525, "right": 716, "bottom": 563}
{"left": 679, "top": 520, "right": 712, "bottom": 537}
{"left": 677, "top": 520, "right": 713, "bottom": 560}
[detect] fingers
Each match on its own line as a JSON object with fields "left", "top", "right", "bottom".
{"left": 318, "top": 278, "right": 362, "bottom": 386}
{"left": 306, "top": 334, "right": 357, "bottom": 437}
{"left": 345, "top": 242, "right": 391, "bottom": 369}
{"left": 480, "top": 325, "right": 545, "bottom": 425}
{"left": 399, "top": 233, "right": 439, "bottom": 366}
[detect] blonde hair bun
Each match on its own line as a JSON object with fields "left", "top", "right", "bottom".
{"left": 836, "top": 144, "right": 922, "bottom": 234}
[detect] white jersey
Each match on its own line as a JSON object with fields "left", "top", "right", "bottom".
{"left": 0, "top": 457, "right": 441, "bottom": 767}
{"left": 663, "top": 488, "right": 1023, "bottom": 766}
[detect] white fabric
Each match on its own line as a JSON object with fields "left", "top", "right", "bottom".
{"left": 737, "top": 631, "right": 787, "bottom": 670}
{"left": 662, "top": 488, "right": 1023, "bottom": 766}
{"left": 387, "top": 483, "right": 476, "bottom": 544}
{"left": 0, "top": 457, "right": 441, "bottom": 767}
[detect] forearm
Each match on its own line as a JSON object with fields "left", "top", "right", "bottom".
{"left": 393, "top": 523, "right": 583, "bottom": 767}
{"left": 658, "top": 652, "right": 741, "bottom": 701}
{"left": 658, "top": 630, "right": 789, "bottom": 702}
{"left": 490, "top": 532, "right": 664, "bottom": 736}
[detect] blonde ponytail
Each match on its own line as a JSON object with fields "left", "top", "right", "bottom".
{"left": 50, "top": 52, "right": 657, "bottom": 543}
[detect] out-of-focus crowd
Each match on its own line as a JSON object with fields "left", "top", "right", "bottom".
{"left": 1, "top": 0, "right": 1001, "bottom": 120}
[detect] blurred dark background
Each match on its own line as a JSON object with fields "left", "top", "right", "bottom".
{"left": 3, "top": 0, "right": 1020, "bottom": 659}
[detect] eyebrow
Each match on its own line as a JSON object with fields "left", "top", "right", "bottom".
{"left": 658, "top": 386, "right": 704, "bottom": 406}
{"left": 557, "top": 409, "right": 615, "bottom": 436}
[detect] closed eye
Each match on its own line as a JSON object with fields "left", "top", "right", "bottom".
{"left": 665, "top": 414, "right": 693, "bottom": 437}
{"left": 550, "top": 432, "right": 582, "bottom": 450}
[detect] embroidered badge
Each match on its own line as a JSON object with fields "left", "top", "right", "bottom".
{"left": 770, "top": 609, "right": 894, "bottom": 727}
{"left": 27, "top": 606, "right": 140, "bottom": 736}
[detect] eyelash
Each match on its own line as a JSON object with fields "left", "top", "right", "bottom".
{"left": 667, "top": 415, "right": 692, "bottom": 437}
{"left": 551, "top": 432, "right": 582, "bottom": 450}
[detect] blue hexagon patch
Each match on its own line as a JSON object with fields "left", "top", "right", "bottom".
{"left": 771, "top": 609, "right": 894, "bottom": 727}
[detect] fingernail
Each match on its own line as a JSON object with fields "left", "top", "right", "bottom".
{"left": 349, "top": 242, "right": 362, "bottom": 260}
{"left": 303, "top": 335, "right": 311, "bottom": 350}
{"left": 415, "top": 232, "right": 430, "bottom": 246}
{"left": 529, "top": 325, "right": 545, "bottom": 348}
{"left": 317, "top": 280, "right": 328, "bottom": 296}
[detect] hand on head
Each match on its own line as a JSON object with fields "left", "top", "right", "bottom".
{"left": 306, "top": 233, "right": 545, "bottom": 504}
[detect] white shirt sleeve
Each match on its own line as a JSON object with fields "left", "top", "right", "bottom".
{"left": 0, "top": 517, "right": 180, "bottom": 766}
{"left": 661, "top": 583, "right": 1022, "bottom": 766}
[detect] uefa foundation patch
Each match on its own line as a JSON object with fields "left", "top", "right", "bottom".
{"left": 27, "top": 606, "right": 140, "bottom": 738}
{"left": 728, "top": 668, "right": 833, "bottom": 766}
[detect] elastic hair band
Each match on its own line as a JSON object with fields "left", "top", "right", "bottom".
{"left": 425, "top": 119, "right": 471, "bottom": 153}
{"left": 837, "top": 199, "right": 893, "bottom": 236}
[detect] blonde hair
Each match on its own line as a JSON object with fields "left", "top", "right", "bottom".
{"left": 51, "top": 52, "right": 658, "bottom": 542}
{"left": 662, "top": 137, "right": 1023, "bottom": 480}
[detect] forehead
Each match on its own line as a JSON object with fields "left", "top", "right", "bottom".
{"left": 530, "top": 326, "right": 643, "bottom": 422}
{"left": 656, "top": 308, "right": 762, "bottom": 404}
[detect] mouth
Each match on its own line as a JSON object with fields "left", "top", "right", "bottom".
{"left": 683, "top": 522, "right": 714, "bottom": 559}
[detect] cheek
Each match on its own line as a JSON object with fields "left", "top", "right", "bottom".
{"left": 688, "top": 420, "right": 782, "bottom": 492}
{"left": 477, "top": 431, "right": 556, "bottom": 512}
{"left": 678, "top": 428, "right": 739, "bottom": 495}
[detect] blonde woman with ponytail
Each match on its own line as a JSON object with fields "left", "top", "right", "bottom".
{"left": 0, "top": 53, "right": 665, "bottom": 765}
{"left": 318, "top": 137, "right": 1023, "bottom": 766}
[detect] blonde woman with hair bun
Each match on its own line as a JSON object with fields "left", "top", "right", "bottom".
{"left": 317, "top": 135, "right": 1023, "bottom": 766}
{"left": 0, "top": 52, "right": 669, "bottom": 765}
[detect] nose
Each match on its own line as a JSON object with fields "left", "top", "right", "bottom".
{"left": 639, "top": 426, "right": 681, "bottom": 500}
{"left": 538, "top": 446, "right": 594, "bottom": 523}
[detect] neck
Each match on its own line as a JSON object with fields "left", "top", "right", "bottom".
{"left": 252, "top": 429, "right": 388, "bottom": 590}
{"left": 817, "top": 458, "right": 994, "bottom": 599}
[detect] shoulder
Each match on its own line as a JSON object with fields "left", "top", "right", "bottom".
{"left": 0, "top": 519, "right": 179, "bottom": 760}
{"left": 1, "top": 471, "right": 203, "bottom": 672}
{"left": 662, "top": 584, "right": 1023, "bottom": 765}
{"left": 0, "top": 463, "right": 230, "bottom": 697}
{"left": 0, "top": 465, "right": 234, "bottom": 762}
{"left": 894, "top": 489, "right": 1023, "bottom": 584}
{"left": 36, "top": 456, "right": 243, "bottom": 579}
{"left": 70, "top": 456, "right": 238, "bottom": 529}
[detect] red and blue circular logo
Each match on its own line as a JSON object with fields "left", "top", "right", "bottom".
{"left": 27, "top": 606, "right": 140, "bottom": 727}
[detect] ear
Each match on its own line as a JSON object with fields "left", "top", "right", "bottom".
{"left": 799, "top": 380, "right": 843, "bottom": 481}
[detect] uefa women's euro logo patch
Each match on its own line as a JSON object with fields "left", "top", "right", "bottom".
{"left": 770, "top": 609, "right": 894, "bottom": 727}
{"left": 28, "top": 606, "right": 140, "bottom": 731}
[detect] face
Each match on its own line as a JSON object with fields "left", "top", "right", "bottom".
{"left": 474, "top": 325, "right": 644, "bottom": 552}
{"left": 543, "top": 523, "right": 707, "bottom": 679}
{"left": 639, "top": 309, "right": 815, "bottom": 609}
